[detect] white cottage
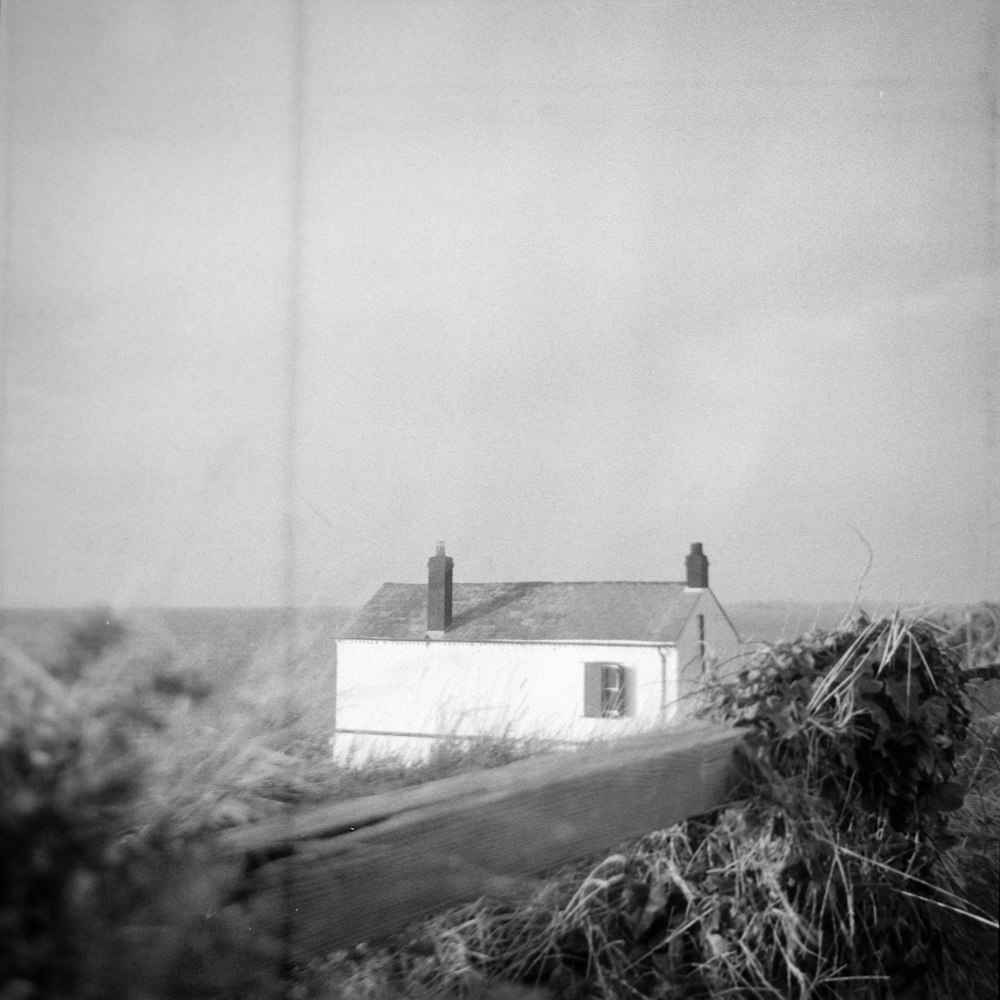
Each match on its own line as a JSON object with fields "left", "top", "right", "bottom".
{"left": 332, "top": 543, "right": 742, "bottom": 764}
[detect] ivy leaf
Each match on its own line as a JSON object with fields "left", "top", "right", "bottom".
{"left": 856, "top": 676, "right": 884, "bottom": 695}
{"left": 884, "top": 679, "right": 921, "bottom": 719}
{"left": 861, "top": 703, "right": 893, "bottom": 751}
{"left": 918, "top": 697, "right": 949, "bottom": 729}
{"left": 927, "top": 781, "right": 965, "bottom": 812}
{"left": 932, "top": 829, "right": 961, "bottom": 851}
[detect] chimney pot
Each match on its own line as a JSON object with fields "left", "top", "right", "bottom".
{"left": 685, "top": 542, "right": 709, "bottom": 589}
{"left": 427, "top": 542, "right": 454, "bottom": 635}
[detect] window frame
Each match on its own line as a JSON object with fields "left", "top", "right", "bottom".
{"left": 584, "top": 661, "right": 628, "bottom": 719}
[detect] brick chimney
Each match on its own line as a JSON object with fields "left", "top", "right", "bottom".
{"left": 685, "top": 542, "right": 709, "bottom": 589}
{"left": 427, "top": 541, "right": 453, "bottom": 637}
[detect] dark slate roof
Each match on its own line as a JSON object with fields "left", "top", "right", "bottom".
{"left": 343, "top": 581, "right": 703, "bottom": 643}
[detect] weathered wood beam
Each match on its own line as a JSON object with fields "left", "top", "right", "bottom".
{"left": 224, "top": 723, "right": 744, "bottom": 961}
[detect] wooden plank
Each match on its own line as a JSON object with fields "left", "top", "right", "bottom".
{"left": 231, "top": 723, "right": 744, "bottom": 960}
{"left": 221, "top": 723, "right": 729, "bottom": 853}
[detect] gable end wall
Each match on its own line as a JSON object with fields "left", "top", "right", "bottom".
{"left": 676, "top": 590, "right": 745, "bottom": 707}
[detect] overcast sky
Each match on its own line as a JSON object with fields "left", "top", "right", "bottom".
{"left": 1, "top": 0, "right": 997, "bottom": 609}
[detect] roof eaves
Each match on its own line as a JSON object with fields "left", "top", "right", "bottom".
{"left": 337, "top": 635, "right": 677, "bottom": 647}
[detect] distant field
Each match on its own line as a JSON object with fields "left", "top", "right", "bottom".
{"left": 0, "top": 605, "right": 357, "bottom": 694}
{"left": 725, "top": 599, "right": 975, "bottom": 645}
{"left": 725, "top": 600, "right": 857, "bottom": 644}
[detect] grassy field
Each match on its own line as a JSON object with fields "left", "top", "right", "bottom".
{"left": 0, "top": 604, "right": 354, "bottom": 694}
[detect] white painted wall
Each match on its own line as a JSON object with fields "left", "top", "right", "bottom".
{"left": 333, "top": 639, "right": 679, "bottom": 764}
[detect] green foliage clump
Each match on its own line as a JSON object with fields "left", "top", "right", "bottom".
{"left": 704, "top": 615, "right": 972, "bottom": 839}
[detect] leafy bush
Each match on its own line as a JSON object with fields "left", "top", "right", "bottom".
{"left": 703, "top": 615, "right": 972, "bottom": 838}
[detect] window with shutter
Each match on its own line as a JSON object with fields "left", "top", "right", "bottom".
{"left": 583, "top": 662, "right": 627, "bottom": 718}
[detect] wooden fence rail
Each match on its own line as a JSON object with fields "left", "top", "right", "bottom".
{"left": 219, "top": 723, "right": 746, "bottom": 962}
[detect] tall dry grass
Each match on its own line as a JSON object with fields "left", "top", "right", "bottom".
{"left": 0, "top": 608, "right": 286, "bottom": 999}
